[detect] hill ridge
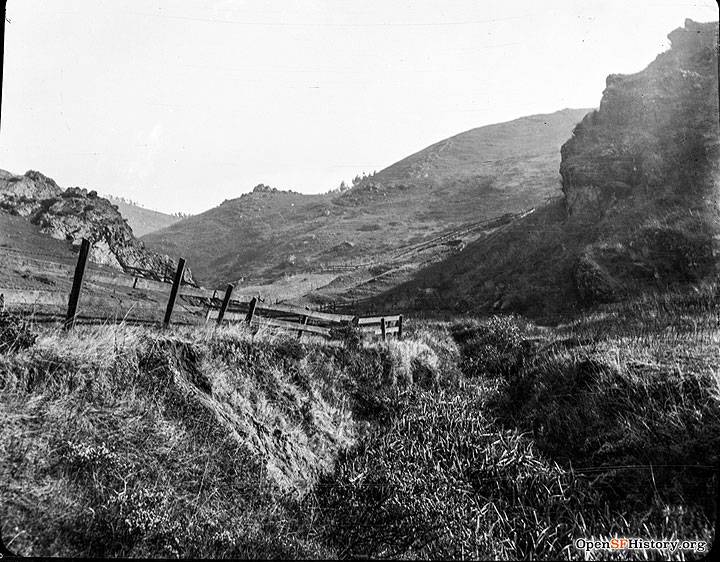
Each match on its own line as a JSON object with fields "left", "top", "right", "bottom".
{"left": 142, "top": 107, "right": 592, "bottom": 287}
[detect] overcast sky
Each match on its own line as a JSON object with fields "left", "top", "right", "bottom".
{"left": 0, "top": 0, "right": 717, "bottom": 214}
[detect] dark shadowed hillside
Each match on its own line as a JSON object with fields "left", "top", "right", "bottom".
{"left": 141, "top": 108, "right": 591, "bottom": 288}
{"left": 380, "top": 19, "right": 719, "bottom": 317}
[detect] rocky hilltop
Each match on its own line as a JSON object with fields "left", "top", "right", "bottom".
{"left": 0, "top": 169, "right": 195, "bottom": 285}
{"left": 382, "top": 19, "right": 720, "bottom": 314}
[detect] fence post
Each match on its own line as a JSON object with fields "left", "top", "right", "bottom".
{"left": 216, "top": 283, "right": 234, "bottom": 326}
{"left": 380, "top": 317, "right": 386, "bottom": 341}
{"left": 64, "top": 238, "right": 91, "bottom": 330}
{"left": 397, "top": 315, "right": 403, "bottom": 340}
{"left": 297, "top": 315, "right": 308, "bottom": 339}
{"left": 163, "top": 258, "right": 186, "bottom": 327}
{"left": 245, "top": 297, "right": 257, "bottom": 324}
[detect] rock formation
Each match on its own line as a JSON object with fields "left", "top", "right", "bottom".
{"left": 0, "top": 170, "right": 195, "bottom": 285}
{"left": 560, "top": 19, "right": 719, "bottom": 302}
{"left": 561, "top": 19, "right": 719, "bottom": 217}
{"left": 382, "top": 19, "right": 720, "bottom": 315}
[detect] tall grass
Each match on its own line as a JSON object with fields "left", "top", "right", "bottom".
{"left": 0, "top": 323, "right": 345, "bottom": 556}
{"left": 445, "top": 299, "right": 718, "bottom": 558}
{"left": 2, "top": 291, "right": 717, "bottom": 559}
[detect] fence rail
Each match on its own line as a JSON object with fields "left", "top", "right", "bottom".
{"left": 1, "top": 238, "right": 404, "bottom": 341}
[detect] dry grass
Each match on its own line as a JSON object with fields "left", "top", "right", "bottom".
{"left": 0, "top": 321, "right": 404, "bottom": 557}
{"left": 1, "top": 288, "right": 717, "bottom": 559}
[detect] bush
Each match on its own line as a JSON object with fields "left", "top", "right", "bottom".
{"left": 0, "top": 310, "right": 37, "bottom": 353}
{"left": 329, "top": 322, "right": 362, "bottom": 351}
{"left": 451, "top": 315, "right": 529, "bottom": 378}
{"left": 384, "top": 339, "right": 439, "bottom": 389}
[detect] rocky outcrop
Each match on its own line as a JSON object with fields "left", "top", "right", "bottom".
{"left": 391, "top": 20, "right": 720, "bottom": 316}
{"left": 561, "top": 19, "right": 719, "bottom": 218}
{"left": 560, "top": 19, "right": 719, "bottom": 300}
{"left": 0, "top": 170, "right": 63, "bottom": 200}
{"left": 0, "top": 170, "right": 195, "bottom": 285}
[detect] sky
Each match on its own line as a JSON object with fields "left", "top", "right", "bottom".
{"left": 0, "top": 0, "right": 717, "bottom": 214}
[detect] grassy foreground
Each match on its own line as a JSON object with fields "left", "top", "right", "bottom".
{"left": 1, "top": 289, "right": 718, "bottom": 559}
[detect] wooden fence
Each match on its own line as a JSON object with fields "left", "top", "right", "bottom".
{"left": 1, "top": 238, "right": 403, "bottom": 341}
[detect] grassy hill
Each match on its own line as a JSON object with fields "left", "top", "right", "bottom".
{"left": 104, "top": 196, "right": 184, "bottom": 237}
{"left": 141, "top": 108, "right": 591, "bottom": 288}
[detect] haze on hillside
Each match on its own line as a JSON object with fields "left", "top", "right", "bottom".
{"left": 0, "top": 0, "right": 716, "bottom": 214}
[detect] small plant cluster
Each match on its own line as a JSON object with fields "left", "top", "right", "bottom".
{"left": 64, "top": 440, "right": 119, "bottom": 466}
{"left": 329, "top": 322, "right": 363, "bottom": 351}
{"left": 104, "top": 488, "right": 174, "bottom": 537}
{"left": 0, "top": 309, "right": 38, "bottom": 353}
{"left": 451, "top": 315, "right": 528, "bottom": 378}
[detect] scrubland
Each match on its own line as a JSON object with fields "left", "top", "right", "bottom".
{"left": 1, "top": 286, "right": 718, "bottom": 559}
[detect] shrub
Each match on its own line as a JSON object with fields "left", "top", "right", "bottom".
{"left": 0, "top": 310, "right": 37, "bottom": 353}
{"left": 451, "top": 315, "right": 529, "bottom": 378}
{"left": 385, "top": 339, "right": 439, "bottom": 389}
{"left": 329, "top": 322, "right": 362, "bottom": 351}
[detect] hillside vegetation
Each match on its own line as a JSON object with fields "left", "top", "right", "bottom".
{"left": 1, "top": 281, "right": 717, "bottom": 558}
{"left": 141, "top": 108, "right": 590, "bottom": 287}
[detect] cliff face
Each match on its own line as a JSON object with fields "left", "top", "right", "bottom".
{"left": 559, "top": 19, "right": 720, "bottom": 302}
{"left": 561, "top": 19, "right": 719, "bottom": 217}
{"left": 0, "top": 170, "right": 195, "bottom": 285}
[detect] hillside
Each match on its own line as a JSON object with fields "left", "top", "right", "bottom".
{"left": 377, "top": 19, "right": 720, "bottom": 317}
{"left": 141, "top": 108, "right": 591, "bottom": 288}
{"left": 104, "top": 195, "right": 184, "bottom": 237}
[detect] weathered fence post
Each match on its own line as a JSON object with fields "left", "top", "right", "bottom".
{"left": 163, "top": 258, "right": 186, "bottom": 327}
{"left": 245, "top": 297, "right": 257, "bottom": 324}
{"left": 298, "top": 315, "right": 308, "bottom": 339}
{"left": 380, "top": 317, "right": 386, "bottom": 341}
{"left": 64, "top": 238, "right": 91, "bottom": 330}
{"left": 397, "top": 315, "right": 403, "bottom": 340}
{"left": 216, "top": 283, "right": 234, "bottom": 325}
